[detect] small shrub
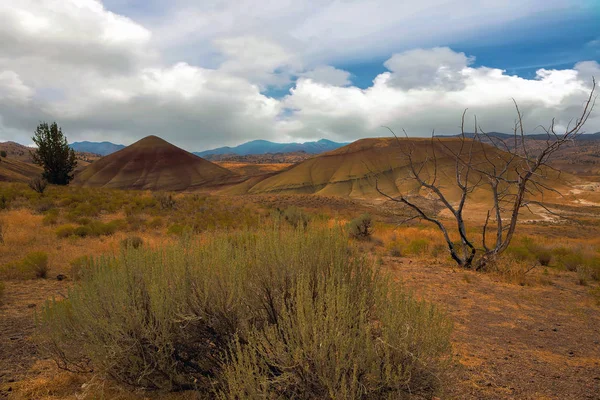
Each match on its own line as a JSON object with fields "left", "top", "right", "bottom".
{"left": 42, "top": 209, "right": 59, "bottom": 226}
{"left": 23, "top": 251, "right": 49, "bottom": 278}
{"left": 388, "top": 244, "right": 402, "bottom": 257}
{"left": 167, "top": 223, "right": 186, "bottom": 236}
{"left": 536, "top": 250, "right": 552, "bottom": 267}
{"left": 282, "top": 206, "right": 310, "bottom": 228}
{"left": 562, "top": 253, "right": 585, "bottom": 272}
{"left": 73, "top": 225, "right": 92, "bottom": 238}
{"left": 1, "top": 251, "right": 49, "bottom": 279}
{"left": 28, "top": 176, "right": 48, "bottom": 195}
{"left": 347, "top": 214, "right": 373, "bottom": 240}
{"left": 120, "top": 236, "right": 143, "bottom": 250}
{"left": 56, "top": 225, "right": 76, "bottom": 238}
{"left": 0, "top": 150, "right": 6, "bottom": 158}
{"left": 406, "top": 238, "right": 430, "bottom": 256}
{"left": 0, "top": 281, "right": 5, "bottom": 303}
{"left": 154, "top": 192, "right": 176, "bottom": 210}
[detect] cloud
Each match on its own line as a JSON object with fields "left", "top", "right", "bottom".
{"left": 0, "top": 0, "right": 154, "bottom": 74}
{"left": 299, "top": 66, "right": 352, "bottom": 86}
{"left": 384, "top": 47, "right": 474, "bottom": 90}
{"left": 0, "top": 0, "right": 597, "bottom": 150}
{"left": 281, "top": 49, "right": 597, "bottom": 141}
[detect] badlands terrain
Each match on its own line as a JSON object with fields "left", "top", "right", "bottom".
{"left": 0, "top": 134, "right": 599, "bottom": 399}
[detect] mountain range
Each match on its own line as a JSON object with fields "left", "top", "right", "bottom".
{"left": 194, "top": 139, "right": 349, "bottom": 157}
{"left": 70, "top": 141, "right": 126, "bottom": 156}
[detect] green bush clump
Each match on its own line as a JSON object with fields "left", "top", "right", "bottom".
{"left": 37, "top": 226, "right": 452, "bottom": 398}
{"left": 42, "top": 209, "right": 60, "bottom": 226}
{"left": 347, "top": 214, "right": 373, "bottom": 240}
{"left": 281, "top": 206, "right": 311, "bottom": 228}
{"left": 406, "top": 238, "right": 430, "bottom": 256}
{"left": 0, "top": 251, "right": 49, "bottom": 279}
{"left": 56, "top": 224, "right": 76, "bottom": 238}
{"left": 120, "top": 236, "right": 143, "bottom": 250}
{"left": 0, "top": 281, "right": 5, "bottom": 303}
{"left": 167, "top": 223, "right": 187, "bottom": 236}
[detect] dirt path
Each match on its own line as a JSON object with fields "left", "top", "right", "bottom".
{"left": 0, "top": 280, "right": 69, "bottom": 386}
{"left": 386, "top": 258, "right": 600, "bottom": 399}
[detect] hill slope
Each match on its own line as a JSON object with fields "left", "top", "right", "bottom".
{"left": 228, "top": 138, "right": 572, "bottom": 204}
{"left": 0, "top": 157, "right": 42, "bottom": 182}
{"left": 74, "top": 136, "right": 240, "bottom": 191}
{"left": 195, "top": 139, "right": 348, "bottom": 157}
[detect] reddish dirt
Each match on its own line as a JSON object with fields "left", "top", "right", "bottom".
{"left": 386, "top": 258, "right": 600, "bottom": 399}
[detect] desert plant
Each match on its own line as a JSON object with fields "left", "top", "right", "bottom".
{"left": 347, "top": 213, "right": 373, "bottom": 240}
{"left": 31, "top": 122, "right": 77, "bottom": 185}
{"left": 537, "top": 250, "right": 552, "bottom": 267}
{"left": 154, "top": 192, "right": 176, "bottom": 210}
{"left": 281, "top": 206, "right": 311, "bottom": 228}
{"left": 120, "top": 236, "right": 143, "bottom": 249}
{"left": 0, "top": 281, "right": 5, "bottom": 303}
{"left": 1, "top": 251, "right": 49, "bottom": 279}
{"left": 0, "top": 150, "right": 6, "bottom": 158}
{"left": 406, "top": 238, "right": 430, "bottom": 256}
{"left": 28, "top": 176, "right": 48, "bottom": 195}
{"left": 56, "top": 224, "right": 76, "bottom": 238}
{"left": 37, "top": 226, "right": 452, "bottom": 397}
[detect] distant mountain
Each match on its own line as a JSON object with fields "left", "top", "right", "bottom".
{"left": 194, "top": 139, "right": 349, "bottom": 157}
{"left": 70, "top": 141, "right": 125, "bottom": 156}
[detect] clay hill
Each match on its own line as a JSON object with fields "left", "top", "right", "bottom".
{"left": 0, "top": 141, "right": 97, "bottom": 182}
{"left": 225, "top": 137, "right": 574, "bottom": 204}
{"left": 74, "top": 136, "right": 241, "bottom": 191}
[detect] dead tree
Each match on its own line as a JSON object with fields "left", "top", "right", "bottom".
{"left": 376, "top": 79, "right": 596, "bottom": 270}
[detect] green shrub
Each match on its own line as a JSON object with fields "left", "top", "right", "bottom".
{"left": 42, "top": 209, "right": 59, "bottom": 226}
{"left": 0, "top": 281, "right": 5, "bottom": 303}
{"left": 347, "top": 214, "right": 373, "bottom": 240}
{"left": 281, "top": 206, "right": 311, "bottom": 228}
{"left": 120, "top": 236, "right": 143, "bottom": 250}
{"left": 56, "top": 225, "right": 76, "bottom": 238}
{"left": 73, "top": 225, "right": 92, "bottom": 238}
{"left": 1, "top": 251, "right": 49, "bottom": 279}
{"left": 69, "top": 256, "right": 91, "bottom": 281}
{"left": 37, "top": 226, "right": 452, "bottom": 397}
{"left": 536, "top": 250, "right": 552, "bottom": 267}
{"left": 406, "top": 238, "right": 430, "bottom": 256}
{"left": 561, "top": 253, "right": 585, "bottom": 272}
{"left": 154, "top": 192, "right": 176, "bottom": 210}
{"left": 167, "top": 223, "right": 186, "bottom": 236}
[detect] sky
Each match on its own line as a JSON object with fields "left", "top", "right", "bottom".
{"left": 0, "top": 0, "right": 599, "bottom": 151}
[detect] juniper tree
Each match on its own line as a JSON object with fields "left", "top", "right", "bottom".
{"left": 31, "top": 122, "right": 77, "bottom": 185}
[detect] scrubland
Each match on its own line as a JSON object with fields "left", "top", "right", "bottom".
{"left": 1, "top": 182, "right": 599, "bottom": 399}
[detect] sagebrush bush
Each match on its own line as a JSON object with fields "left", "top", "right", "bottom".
{"left": 0, "top": 281, "right": 5, "bottom": 303}
{"left": 37, "top": 225, "right": 452, "bottom": 398}
{"left": 347, "top": 214, "right": 373, "bottom": 240}
{"left": 0, "top": 251, "right": 49, "bottom": 279}
{"left": 120, "top": 236, "right": 143, "bottom": 249}
{"left": 281, "top": 206, "right": 311, "bottom": 228}
{"left": 406, "top": 238, "right": 430, "bottom": 256}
